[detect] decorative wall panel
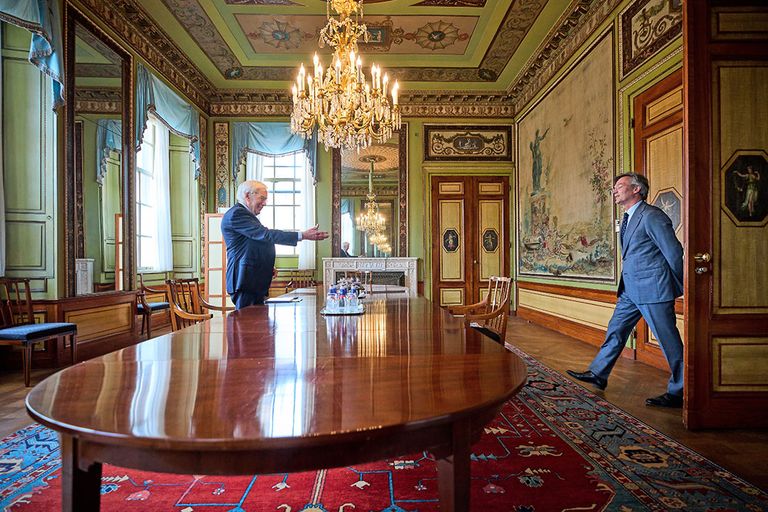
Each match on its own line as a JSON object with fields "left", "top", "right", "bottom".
{"left": 619, "top": 0, "right": 683, "bottom": 78}
{"left": 714, "top": 63, "right": 768, "bottom": 312}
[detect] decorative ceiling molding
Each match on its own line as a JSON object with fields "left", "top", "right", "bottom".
{"left": 75, "top": 87, "right": 122, "bottom": 113}
{"left": 507, "top": 0, "right": 622, "bottom": 115}
{"left": 74, "top": 0, "right": 620, "bottom": 119}
{"left": 398, "top": 92, "right": 514, "bottom": 118}
{"left": 160, "top": 0, "right": 546, "bottom": 83}
{"left": 209, "top": 90, "right": 515, "bottom": 118}
{"left": 76, "top": 0, "right": 214, "bottom": 112}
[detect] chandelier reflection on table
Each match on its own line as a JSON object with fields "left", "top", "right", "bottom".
{"left": 290, "top": 0, "right": 401, "bottom": 151}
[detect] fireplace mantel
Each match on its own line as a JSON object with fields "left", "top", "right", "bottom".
{"left": 323, "top": 257, "right": 418, "bottom": 295}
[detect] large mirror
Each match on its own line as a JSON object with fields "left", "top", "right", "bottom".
{"left": 332, "top": 125, "right": 408, "bottom": 257}
{"left": 64, "top": 6, "right": 133, "bottom": 296}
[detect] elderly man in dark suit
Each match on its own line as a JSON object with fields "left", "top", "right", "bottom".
{"left": 567, "top": 173, "right": 685, "bottom": 408}
{"left": 340, "top": 241, "right": 354, "bottom": 257}
{"left": 222, "top": 180, "right": 328, "bottom": 309}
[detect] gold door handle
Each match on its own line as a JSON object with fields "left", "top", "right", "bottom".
{"left": 694, "top": 252, "right": 711, "bottom": 263}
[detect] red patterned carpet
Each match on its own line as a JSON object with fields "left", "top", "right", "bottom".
{"left": 2, "top": 346, "right": 766, "bottom": 511}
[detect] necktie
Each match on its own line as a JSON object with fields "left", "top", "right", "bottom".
{"left": 620, "top": 212, "right": 629, "bottom": 245}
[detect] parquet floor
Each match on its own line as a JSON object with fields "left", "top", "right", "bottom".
{"left": 1, "top": 315, "right": 766, "bottom": 492}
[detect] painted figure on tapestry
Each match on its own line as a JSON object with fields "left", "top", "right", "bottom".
{"left": 530, "top": 127, "right": 549, "bottom": 193}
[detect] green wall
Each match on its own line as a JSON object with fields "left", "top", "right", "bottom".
{"left": 169, "top": 133, "right": 201, "bottom": 279}
{"left": 1, "top": 23, "right": 59, "bottom": 298}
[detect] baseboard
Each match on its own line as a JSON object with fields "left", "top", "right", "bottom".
{"left": 517, "top": 306, "right": 634, "bottom": 360}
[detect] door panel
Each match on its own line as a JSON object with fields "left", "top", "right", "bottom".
{"left": 439, "top": 199, "right": 465, "bottom": 282}
{"left": 633, "top": 69, "right": 684, "bottom": 371}
{"left": 432, "top": 176, "right": 509, "bottom": 307}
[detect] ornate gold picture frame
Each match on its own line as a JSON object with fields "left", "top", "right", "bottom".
{"left": 424, "top": 125, "right": 512, "bottom": 161}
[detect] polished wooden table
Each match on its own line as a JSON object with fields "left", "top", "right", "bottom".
{"left": 26, "top": 288, "right": 527, "bottom": 511}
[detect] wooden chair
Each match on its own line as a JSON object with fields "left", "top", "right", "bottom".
{"left": 136, "top": 274, "right": 170, "bottom": 339}
{"left": 285, "top": 269, "right": 316, "bottom": 292}
{"left": 0, "top": 278, "right": 77, "bottom": 387}
{"left": 447, "top": 276, "right": 512, "bottom": 344}
{"left": 165, "top": 278, "right": 232, "bottom": 331}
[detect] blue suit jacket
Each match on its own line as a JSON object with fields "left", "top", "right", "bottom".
{"left": 617, "top": 201, "right": 683, "bottom": 304}
{"left": 221, "top": 203, "right": 299, "bottom": 297}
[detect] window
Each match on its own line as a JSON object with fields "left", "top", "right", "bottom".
{"left": 135, "top": 117, "right": 172, "bottom": 271}
{"left": 247, "top": 151, "right": 308, "bottom": 256}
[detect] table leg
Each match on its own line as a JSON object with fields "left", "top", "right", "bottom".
{"left": 437, "top": 419, "right": 472, "bottom": 512}
{"left": 60, "top": 435, "right": 102, "bottom": 512}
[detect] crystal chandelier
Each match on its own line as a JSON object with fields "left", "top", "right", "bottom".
{"left": 356, "top": 159, "right": 386, "bottom": 235}
{"left": 290, "top": 0, "right": 401, "bottom": 151}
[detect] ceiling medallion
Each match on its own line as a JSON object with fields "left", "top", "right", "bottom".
{"left": 290, "top": 0, "right": 401, "bottom": 151}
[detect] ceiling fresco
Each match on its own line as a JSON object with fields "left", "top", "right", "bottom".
{"left": 141, "top": 0, "right": 553, "bottom": 88}
{"left": 81, "top": 0, "right": 621, "bottom": 116}
{"left": 341, "top": 144, "right": 399, "bottom": 183}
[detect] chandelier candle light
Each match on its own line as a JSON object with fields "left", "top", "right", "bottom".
{"left": 290, "top": 0, "right": 401, "bottom": 151}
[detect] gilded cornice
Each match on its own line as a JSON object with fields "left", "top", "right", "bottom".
{"left": 76, "top": 0, "right": 214, "bottom": 112}
{"left": 209, "top": 90, "right": 515, "bottom": 118}
{"left": 507, "top": 0, "right": 622, "bottom": 115}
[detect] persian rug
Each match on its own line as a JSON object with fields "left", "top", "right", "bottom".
{"left": 2, "top": 346, "right": 766, "bottom": 511}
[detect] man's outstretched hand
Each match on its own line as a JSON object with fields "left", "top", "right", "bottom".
{"left": 302, "top": 225, "right": 329, "bottom": 241}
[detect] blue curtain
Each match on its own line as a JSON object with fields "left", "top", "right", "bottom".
{"left": 231, "top": 122, "right": 316, "bottom": 181}
{"left": 0, "top": 0, "right": 64, "bottom": 110}
{"left": 96, "top": 119, "right": 122, "bottom": 186}
{"left": 135, "top": 64, "right": 201, "bottom": 178}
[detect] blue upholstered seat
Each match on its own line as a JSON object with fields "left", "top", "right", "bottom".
{"left": 137, "top": 301, "right": 170, "bottom": 312}
{"left": 0, "top": 322, "right": 77, "bottom": 341}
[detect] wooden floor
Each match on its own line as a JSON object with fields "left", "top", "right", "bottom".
{"left": 1, "top": 315, "right": 766, "bottom": 492}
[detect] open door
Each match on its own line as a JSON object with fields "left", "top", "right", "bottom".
{"left": 633, "top": 70, "right": 684, "bottom": 372}
{"left": 684, "top": 0, "right": 768, "bottom": 428}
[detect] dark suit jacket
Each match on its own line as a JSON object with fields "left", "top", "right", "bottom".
{"left": 340, "top": 249, "right": 352, "bottom": 257}
{"left": 221, "top": 202, "right": 299, "bottom": 298}
{"left": 617, "top": 201, "right": 684, "bottom": 304}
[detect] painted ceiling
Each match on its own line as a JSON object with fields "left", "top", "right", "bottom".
{"left": 133, "top": 0, "right": 569, "bottom": 93}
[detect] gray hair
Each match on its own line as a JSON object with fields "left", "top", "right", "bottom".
{"left": 614, "top": 172, "right": 649, "bottom": 200}
{"left": 236, "top": 180, "right": 267, "bottom": 204}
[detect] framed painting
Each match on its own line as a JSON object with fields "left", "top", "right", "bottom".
{"left": 516, "top": 32, "right": 616, "bottom": 281}
{"left": 619, "top": 0, "right": 683, "bottom": 78}
{"left": 424, "top": 125, "right": 512, "bottom": 161}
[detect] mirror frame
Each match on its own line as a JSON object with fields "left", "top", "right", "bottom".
{"left": 332, "top": 124, "right": 408, "bottom": 257}
{"left": 64, "top": 5, "right": 135, "bottom": 296}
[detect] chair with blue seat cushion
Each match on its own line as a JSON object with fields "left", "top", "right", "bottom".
{"left": 0, "top": 278, "right": 77, "bottom": 387}
{"left": 137, "top": 274, "right": 171, "bottom": 340}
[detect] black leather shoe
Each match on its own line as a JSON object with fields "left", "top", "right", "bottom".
{"left": 645, "top": 393, "right": 683, "bottom": 408}
{"left": 566, "top": 369, "right": 607, "bottom": 390}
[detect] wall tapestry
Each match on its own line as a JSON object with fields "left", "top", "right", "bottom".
{"left": 424, "top": 125, "right": 512, "bottom": 161}
{"left": 517, "top": 32, "right": 615, "bottom": 280}
{"left": 619, "top": 0, "right": 682, "bottom": 78}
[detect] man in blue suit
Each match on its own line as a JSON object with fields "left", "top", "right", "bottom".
{"left": 567, "top": 173, "right": 685, "bottom": 408}
{"left": 222, "top": 180, "right": 328, "bottom": 309}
